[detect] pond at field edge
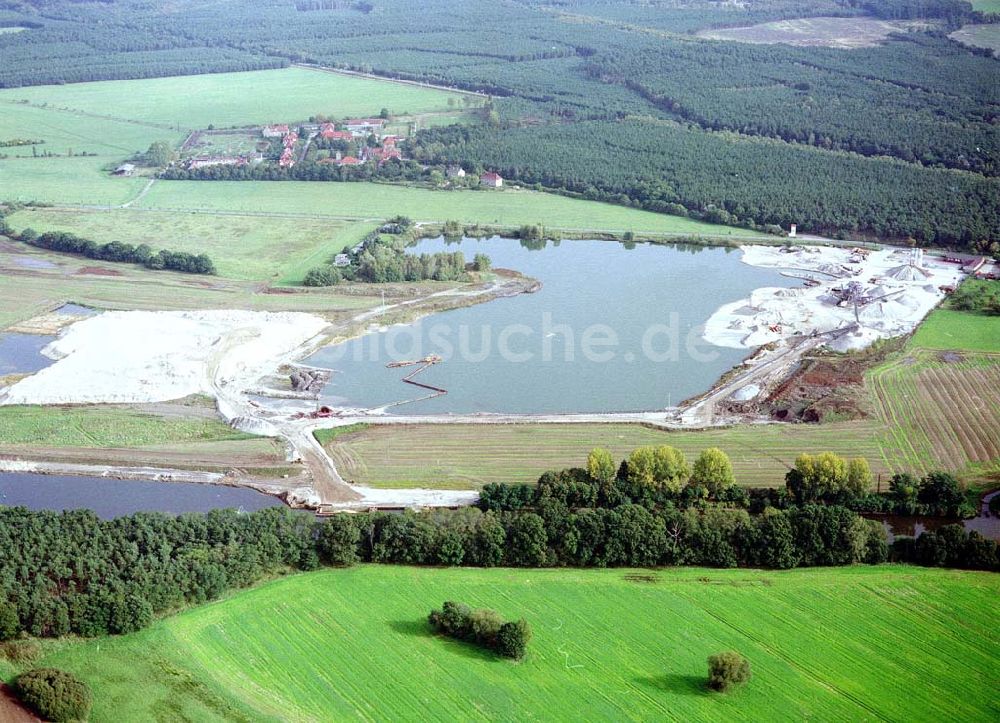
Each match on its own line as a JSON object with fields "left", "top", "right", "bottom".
{"left": 869, "top": 511, "right": 1000, "bottom": 542}
{"left": 0, "top": 473, "right": 284, "bottom": 519}
{"left": 307, "top": 236, "right": 795, "bottom": 414}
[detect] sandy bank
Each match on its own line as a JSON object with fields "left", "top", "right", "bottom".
{"left": 703, "top": 245, "right": 964, "bottom": 351}
{"left": 0, "top": 310, "right": 329, "bottom": 405}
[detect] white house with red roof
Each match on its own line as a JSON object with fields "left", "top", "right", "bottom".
{"left": 480, "top": 171, "right": 503, "bottom": 188}
{"left": 263, "top": 124, "right": 289, "bottom": 138}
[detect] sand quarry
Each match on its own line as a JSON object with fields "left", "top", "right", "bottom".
{"left": 0, "top": 244, "right": 967, "bottom": 507}
{"left": 703, "top": 245, "right": 964, "bottom": 352}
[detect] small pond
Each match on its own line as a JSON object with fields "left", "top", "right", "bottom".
{"left": 870, "top": 513, "right": 1000, "bottom": 542}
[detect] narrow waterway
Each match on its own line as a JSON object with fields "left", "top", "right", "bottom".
{"left": 0, "top": 473, "right": 284, "bottom": 519}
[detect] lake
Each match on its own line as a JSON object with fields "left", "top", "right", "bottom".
{"left": 0, "top": 472, "right": 284, "bottom": 519}
{"left": 307, "top": 237, "right": 793, "bottom": 414}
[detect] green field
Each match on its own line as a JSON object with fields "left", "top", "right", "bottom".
{"left": 0, "top": 405, "right": 250, "bottom": 447}
{"left": 911, "top": 308, "right": 1000, "bottom": 352}
{"left": 0, "top": 67, "right": 469, "bottom": 130}
{"left": 138, "top": 180, "right": 756, "bottom": 236}
{"left": 7, "top": 208, "right": 376, "bottom": 282}
{"left": 969, "top": 0, "right": 1000, "bottom": 12}
{"left": 13, "top": 565, "right": 997, "bottom": 721}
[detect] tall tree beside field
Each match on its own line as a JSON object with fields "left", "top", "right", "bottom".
{"left": 786, "top": 452, "right": 848, "bottom": 503}
{"left": 846, "top": 458, "right": 874, "bottom": 497}
{"left": 653, "top": 445, "right": 690, "bottom": 493}
{"left": 587, "top": 447, "right": 616, "bottom": 485}
{"left": 690, "top": 448, "right": 736, "bottom": 497}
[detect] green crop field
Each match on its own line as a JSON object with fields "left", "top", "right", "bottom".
{"left": 325, "top": 347, "right": 1000, "bottom": 488}
{"left": 15, "top": 565, "right": 998, "bottom": 721}
{"left": 6, "top": 208, "right": 376, "bottom": 282}
{"left": 138, "top": 180, "right": 756, "bottom": 237}
{"left": 0, "top": 405, "right": 250, "bottom": 447}
{"left": 910, "top": 309, "right": 1000, "bottom": 353}
{"left": 0, "top": 67, "right": 470, "bottom": 130}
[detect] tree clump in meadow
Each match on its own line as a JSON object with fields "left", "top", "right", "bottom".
{"left": 707, "top": 651, "right": 751, "bottom": 693}
{"left": 428, "top": 601, "right": 532, "bottom": 660}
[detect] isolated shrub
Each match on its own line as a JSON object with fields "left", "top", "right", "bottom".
{"left": 14, "top": 668, "right": 92, "bottom": 722}
{"left": 707, "top": 651, "right": 751, "bottom": 692}
{"left": 496, "top": 619, "right": 532, "bottom": 660}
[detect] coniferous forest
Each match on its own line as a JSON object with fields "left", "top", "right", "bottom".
{"left": 0, "top": 0, "right": 998, "bottom": 245}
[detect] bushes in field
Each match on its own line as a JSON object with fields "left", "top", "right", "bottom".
{"left": 15, "top": 228, "right": 216, "bottom": 275}
{"left": 428, "top": 601, "right": 531, "bottom": 660}
{"left": 14, "top": 668, "right": 92, "bottom": 722}
{"left": 707, "top": 652, "right": 751, "bottom": 693}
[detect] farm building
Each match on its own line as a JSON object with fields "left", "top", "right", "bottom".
{"left": 345, "top": 118, "right": 386, "bottom": 133}
{"left": 446, "top": 165, "right": 466, "bottom": 179}
{"left": 113, "top": 163, "right": 135, "bottom": 176}
{"left": 334, "top": 254, "right": 351, "bottom": 267}
{"left": 262, "top": 124, "right": 289, "bottom": 138}
{"left": 480, "top": 171, "right": 503, "bottom": 188}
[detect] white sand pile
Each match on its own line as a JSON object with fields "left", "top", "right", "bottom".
{"left": 2, "top": 310, "right": 329, "bottom": 405}
{"left": 705, "top": 245, "right": 965, "bottom": 351}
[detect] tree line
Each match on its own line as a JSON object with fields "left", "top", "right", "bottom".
{"left": 1, "top": 449, "right": 995, "bottom": 642}
{"left": 12, "top": 227, "right": 216, "bottom": 275}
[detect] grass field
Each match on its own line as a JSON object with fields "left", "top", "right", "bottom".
{"left": 138, "top": 180, "right": 756, "bottom": 236}
{"left": 911, "top": 308, "right": 1000, "bottom": 352}
{"left": 326, "top": 347, "right": 1000, "bottom": 488}
{"left": 0, "top": 67, "right": 470, "bottom": 130}
{"left": 970, "top": 0, "right": 1000, "bottom": 12}
{"left": 0, "top": 405, "right": 250, "bottom": 447}
{"left": 0, "top": 238, "right": 393, "bottom": 329}
{"left": 6, "top": 208, "right": 376, "bottom": 282}
{"left": 328, "top": 421, "right": 891, "bottom": 489}
{"left": 950, "top": 24, "right": 1000, "bottom": 52}
{"left": 14, "top": 565, "right": 997, "bottom": 721}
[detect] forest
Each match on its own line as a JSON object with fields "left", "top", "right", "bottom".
{"left": 0, "top": 0, "right": 998, "bottom": 246}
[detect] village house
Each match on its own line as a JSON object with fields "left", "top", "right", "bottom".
{"left": 113, "top": 163, "right": 135, "bottom": 176}
{"left": 446, "top": 165, "right": 466, "bottom": 179}
{"left": 334, "top": 253, "right": 352, "bottom": 267}
{"left": 480, "top": 171, "right": 503, "bottom": 188}
{"left": 320, "top": 124, "right": 353, "bottom": 141}
{"left": 262, "top": 124, "right": 289, "bottom": 138}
